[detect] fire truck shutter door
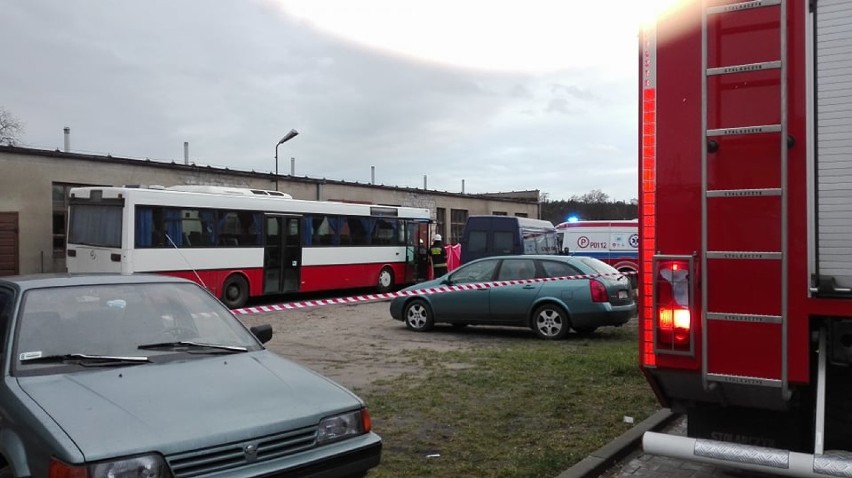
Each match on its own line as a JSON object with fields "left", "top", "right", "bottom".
{"left": 815, "top": 0, "right": 852, "bottom": 294}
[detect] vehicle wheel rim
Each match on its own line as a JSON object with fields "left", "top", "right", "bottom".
{"left": 535, "top": 309, "right": 563, "bottom": 337}
{"left": 379, "top": 270, "right": 392, "bottom": 288}
{"left": 226, "top": 285, "right": 239, "bottom": 301}
{"left": 406, "top": 304, "right": 427, "bottom": 329}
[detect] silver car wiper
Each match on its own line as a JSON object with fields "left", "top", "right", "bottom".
{"left": 20, "top": 353, "right": 151, "bottom": 366}
{"left": 137, "top": 341, "right": 247, "bottom": 353}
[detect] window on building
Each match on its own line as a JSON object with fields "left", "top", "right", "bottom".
{"left": 515, "top": 212, "right": 528, "bottom": 218}
{"left": 53, "top": 183, "right": 92, "bottom": 258}
{"left": 492, "top": 211, "right": 507, "bottom": 216}
{"left": 450, "top": 209, "right": 468, "bottom": 244}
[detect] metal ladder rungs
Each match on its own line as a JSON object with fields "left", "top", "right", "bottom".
{"left": 707, "top": 0, "right": 781, "bottom": 15}
{"left": 707, "top": 124, "right": 782, "bottom": 136}
{"left": 706, "top": 251, "right": 782, "bottom": 260}
{"left": 707, "top": 60, "right": 782, "bottom": 76}
{"left": 707, "top": 188, "right": 782, "bottom": 198}
{"left": 701, "top": 0, "right": 790, "bottom": 401}
{"left": 707, "top": 312, "right": 783, "bottom": 324}
{"left": 707, "top": 373, "right": 782, "bottom": 388}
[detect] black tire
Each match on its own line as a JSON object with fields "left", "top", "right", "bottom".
{"left": 221, "top": 274, "right": 249, "bottom": 309}
{"left": 377, "top": 267, "right": 394, "bottom": 293}
{"left": 531, "top": 304, "right": 570, "bottom": 340}
{"left": 403, "top": 299, "right": 434, "bottom": 332}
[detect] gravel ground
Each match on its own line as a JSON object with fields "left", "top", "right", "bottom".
{"left": 235, "top": 299, "right": 528, "bottom": 392}
{"left": 236, "top": 298, "right": 638, "bottom": 393}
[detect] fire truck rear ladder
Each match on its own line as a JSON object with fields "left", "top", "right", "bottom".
{"left": 699, "top": 0, "right": 790, "bottom": 398}
{"left": 645, "top": 1, "right": 852, "bottom": 476}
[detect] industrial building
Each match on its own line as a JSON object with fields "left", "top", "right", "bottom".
{"left": 0, "top": 145, "right": 541, "bottom": 276}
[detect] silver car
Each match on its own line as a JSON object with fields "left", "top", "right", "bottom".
{"left": 0, "top": 274, "right": 380, "bottom": 478}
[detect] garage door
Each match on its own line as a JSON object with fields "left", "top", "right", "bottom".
{"left": 816, "top": 0, "right": 852, "bottom": 292}
{"left": 0, "top": 213, "right": 18, "bottom": 276}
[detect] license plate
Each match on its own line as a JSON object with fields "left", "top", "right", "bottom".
{"left": 617, "top": 290, "right": 628, "bottom": 299}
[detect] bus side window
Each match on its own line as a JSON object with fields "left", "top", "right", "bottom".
{"left": 348, "top": 217, "right": 370, "bottom": 246}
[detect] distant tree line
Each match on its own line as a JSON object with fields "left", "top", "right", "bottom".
{"left": 540, "top": 189, "right": 637, "bottom": 225}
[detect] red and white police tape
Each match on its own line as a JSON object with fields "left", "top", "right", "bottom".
{"left": 230, "top": 269, "right": 637, "bottom": 315}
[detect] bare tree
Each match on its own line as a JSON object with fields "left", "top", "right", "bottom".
{"left": 0, "top": 107, "right": 24, "bottom": 146}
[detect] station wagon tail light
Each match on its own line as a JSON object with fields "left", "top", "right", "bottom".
{"left": 590, "top": 279, "right": 609, "bottom": 303}
{"left": 50, "top": 455, "right": 171, "bottom": 478}
{"left": 654, "top": 258, "right": 693, "bottom": 354}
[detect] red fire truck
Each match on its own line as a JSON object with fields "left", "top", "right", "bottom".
{"left": 639, "top": 0, "right": 852, "bottom": 475}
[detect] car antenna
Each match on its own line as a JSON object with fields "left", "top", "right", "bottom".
{"left": 164, "top": 234, "right": 208, "bottom": 288}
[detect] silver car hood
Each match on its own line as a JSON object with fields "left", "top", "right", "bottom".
{"left": 17, "top": 351, "right": 361, "bottom": 461}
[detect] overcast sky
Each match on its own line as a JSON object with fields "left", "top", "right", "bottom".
{"left": 1, "top": 0, "right": 658, "bottom": 201}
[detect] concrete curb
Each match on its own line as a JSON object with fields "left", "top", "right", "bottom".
{"left": 554, "top": 409, "right": 679, "bottom": 478}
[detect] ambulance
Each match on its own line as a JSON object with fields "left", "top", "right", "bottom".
{"left": 555, "top": 219, "right": 638, "bottom": 285}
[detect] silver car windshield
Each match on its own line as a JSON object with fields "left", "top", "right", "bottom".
{"left": 15, "top": 282, "right": 260, "bottom": 371}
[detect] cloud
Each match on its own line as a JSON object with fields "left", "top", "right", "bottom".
{"left": 0, "top": 0, "right": 639, "bottom": 202}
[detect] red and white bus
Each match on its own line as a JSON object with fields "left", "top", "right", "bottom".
{"left": 65, "top": 185, "right": 432, "bottom": 308}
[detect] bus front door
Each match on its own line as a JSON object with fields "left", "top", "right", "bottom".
{"left": 405, "top": 220, "right": 431, "bottom": 283}
{"left": 264, "top": 215, "right": 302, "bottom": 294}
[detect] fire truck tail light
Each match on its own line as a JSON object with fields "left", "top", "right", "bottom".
{"left": 658, "top": 307, "right": 691, "bottom": 345}
{"left": 655, "top": 259, "right": 693, "bottom": 353}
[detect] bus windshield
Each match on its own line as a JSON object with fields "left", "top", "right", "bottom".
{"left": 69, "top": 204, "right": 123, "bottom": 248}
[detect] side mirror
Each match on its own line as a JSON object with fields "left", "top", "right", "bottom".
{"left": 250, "top": 324, "right": 273, "bottom": 344}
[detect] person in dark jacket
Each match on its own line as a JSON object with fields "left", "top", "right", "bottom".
{"left": 430, "top": 234, "right": 448, "bottom": 278}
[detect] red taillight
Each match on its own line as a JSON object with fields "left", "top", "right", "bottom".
{"left": 590, "top": 279, "right": 608, "bottom": 302}
{"left": 655, "top": 259, "right": 692, "bottom": 354}
{"left": 658, "top": 307, "right": 690, "bottom": 344}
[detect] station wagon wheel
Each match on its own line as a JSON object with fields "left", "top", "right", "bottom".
{"left": 221, "top": 274, "right": 249, "bottom": 309}
{"left": 404, "top": 299, "right": 434, "bottom": 332}
{"left": 377, "top": 267, "right": 394, "bottom": 294}
{"left": 531, "top": 304, "right": 569, "bottom": 340}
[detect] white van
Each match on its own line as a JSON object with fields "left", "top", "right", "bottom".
{"left": 556, "top": 219, "right": 639, "bottom": 285}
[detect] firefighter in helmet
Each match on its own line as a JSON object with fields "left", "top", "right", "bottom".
{"left": 430, "top": 234, "right": 448, "bottom": 278}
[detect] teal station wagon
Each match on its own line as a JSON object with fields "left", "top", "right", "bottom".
{"left": 390, "top": 255, "right": 635, "bottom": 339}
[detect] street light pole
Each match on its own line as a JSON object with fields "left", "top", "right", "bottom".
{"left": 275, "top": 129, "right": 299, "bottom": 191}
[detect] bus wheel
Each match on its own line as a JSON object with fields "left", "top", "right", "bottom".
{"left": 377, "top": 267, "right": 394, "bottom": 293}
{"left": 222, "top": 274, "right": 249, "bottom": 309}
